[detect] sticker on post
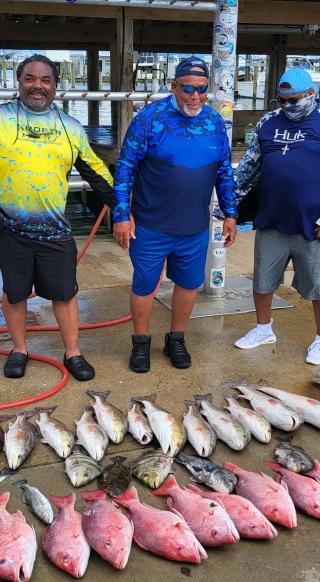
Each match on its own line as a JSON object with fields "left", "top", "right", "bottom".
{"left": 211, "top": 268, "right": 225, "bottom": 288}
{"left": 213, "top": 247, "right": 226, "bottom": 259}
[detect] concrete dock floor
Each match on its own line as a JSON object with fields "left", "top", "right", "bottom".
{"left": 0, "top": 231, "right": 319, "bottom": 582}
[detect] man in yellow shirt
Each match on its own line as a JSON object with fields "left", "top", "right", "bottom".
{"left": 0, "top": 54, "right": 114, "bottom": 381}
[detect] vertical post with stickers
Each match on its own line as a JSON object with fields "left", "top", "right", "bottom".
{"left": 203, "top": 0, "right": 238, "bottom": 297}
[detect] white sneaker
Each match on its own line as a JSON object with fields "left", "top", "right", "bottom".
{"left": 306, "top": 340, "right": 320, "bottom": 365}
{"left": 235, "top": 328, "right": 277, "bottom": 349}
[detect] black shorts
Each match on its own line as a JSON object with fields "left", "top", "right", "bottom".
{"left": 0, "top": 230, "right": 78, "bottom": 304}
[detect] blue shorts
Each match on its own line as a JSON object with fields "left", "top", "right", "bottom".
{"left": 129, "top": 226, "right": 209, "bottom": 296}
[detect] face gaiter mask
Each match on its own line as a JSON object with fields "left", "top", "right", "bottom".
{"left": 280, "top": 93, "right": 317, "bottom": 121}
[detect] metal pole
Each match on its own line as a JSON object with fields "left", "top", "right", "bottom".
{"left": 203, "top": 0, "right": 238, "bottom": 297}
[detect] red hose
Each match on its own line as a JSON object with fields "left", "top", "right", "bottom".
{"left": 0, "top": 204, "right": 163, "bottom": 409}
{"left": 0, "top": 350, "right": 68, "bottom": 411}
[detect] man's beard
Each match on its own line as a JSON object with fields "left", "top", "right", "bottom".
{"left": 183, "top": 103, "right": 203, "bottom": 117}
{"left": 27, "top": 94, "right": 47, "bottom": 109}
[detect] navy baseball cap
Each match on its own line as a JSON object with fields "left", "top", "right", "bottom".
{"left": 278, "top": 67, "right": 318, "bottom": 94}
{"left": 175, "top": 56, "right": 209, "bottom": 79}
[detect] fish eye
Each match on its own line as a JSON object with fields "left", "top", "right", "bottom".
{"left": 0, "top": 559, "right": 6, "bottom": 565}
{"left": 314, "top": 505, "right": 319, "bottom": 510}
{"left": 212, "top": 531, "right": 218, "bottom": 537}
{"left": 177, "top": 546, "right": 182, "bottom": 552}
{"left": 62, "top": 554, "right": 69, "bottom": 563}
{"left": 105, "top": 541, "right": 112, "bottom": 548}
{"left": 273, "top": 508, "right": 278, "bottom": 513}
{"left": 251, "top": 525, "right": 256, "bottom": 530}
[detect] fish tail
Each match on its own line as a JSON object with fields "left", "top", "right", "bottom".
{"left": 222, "top": 392, "right": 240, "bottom": 401}
{"left": 112, "top": 486, "right": 139, "bottom": 506}
{"left": 0, "top": 414, "right": 15, "bottom": 421}
{"left": 86, "top": 390, "right": 111, "bottom": 399}
{"left": 152, "top": 474, "right": 177, "bottom": 496}
{"left": 109, "top": 455, "right": 127, "bottom": 464}
{"left": 50, "top": 492, "right": 76, "bottom": 509}
{"left": 263, "top": 460, "right": 283, "bottom": 473}
{"left": 81, "top": 489, "right": 106, "bottom": 501}
{"left": 131, "top": 394, "right": 157, "bottom": 404}
{"left": 13, "top": 479, "right": 28, "bottom": 487}
{"left": 0, "top": 491, "right": 10, "bottom": 507}
{"left": 183, "top": 399, "right": 196, "bottom": 407}
{"left": 34, "top": 405, "right": 57, "bottom": 415}
{"left": 274, "top": 435, "right": 293, "bottom": 444}
{"left": 0, "top": 468, "right": 17, "bottom": 476}
{"left": 174, "top": 452, "right": 190, "bottom": 463}
{"left": 84, "top": 405, "right": 95, "bottom": 412}
{"left": 224, "top": 462, "right": 241, "bottom": 472}
{"left": 193, "top": 393, "right": 212, "bottom": 403}
{"left": 222, "top": 378, "right": 249, "bottom": 388}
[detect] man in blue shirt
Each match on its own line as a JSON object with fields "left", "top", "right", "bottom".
{"left": 112, "top": 56, "right": 237, "bottom": 373}
{"left": 235, "top": 67, "right": 320, "bottom": 365}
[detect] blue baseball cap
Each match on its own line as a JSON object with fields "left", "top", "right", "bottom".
{"left": 278, "top": 67, "right": 319, "bottom": 94}
{"left": 175, "top": 56, "right": 209, "bottom": 79}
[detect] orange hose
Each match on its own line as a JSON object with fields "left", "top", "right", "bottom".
{"left": 0, "top": 204, "right": 163, "bottom": 409}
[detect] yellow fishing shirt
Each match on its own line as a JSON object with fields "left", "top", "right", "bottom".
{"left": 0, "top": 98, "right": 113, "bottom": 240}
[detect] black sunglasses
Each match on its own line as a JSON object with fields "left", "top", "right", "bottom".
{"left": 176, "top": 82, "right": 208, "bottom": 94}
{"left": 277, "top": 92, "right": 307, "bottom": 105}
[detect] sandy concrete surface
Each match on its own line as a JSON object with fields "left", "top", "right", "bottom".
{"left": 0, "top": 233, "right": 320, "bottom": 582}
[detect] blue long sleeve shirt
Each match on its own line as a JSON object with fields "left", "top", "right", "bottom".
{"left": 235, "top": 106, "right": 320, "bottom": 241}
{"left": 113, "top": 96, "right": 237, "bottom": 236}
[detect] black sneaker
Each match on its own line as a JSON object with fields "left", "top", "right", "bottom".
{"left": 129, "top": 335, "right": 151, "bottom": 373}
{"left": 163, "top": 331, "right": 191, "bottom": 369}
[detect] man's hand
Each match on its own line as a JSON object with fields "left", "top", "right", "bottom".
{"left": 222, "top": 217, "right": 237, "bottom": 247}
{"left": 315, "top": 224, "right": 320, "bottom": 239}
{"left": 113, "top": 214, "right": 136, "bottom": 249}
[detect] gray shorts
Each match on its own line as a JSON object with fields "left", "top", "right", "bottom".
{"left": 253, "top": 229, "right": 320, "bottom": 300}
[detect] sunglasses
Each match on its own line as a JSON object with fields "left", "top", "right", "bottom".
{"left": 277, "top": 92, "right": 307, "bottom": 105}
{"left": 176, "top": 82, "right": 208, "bottom": 94}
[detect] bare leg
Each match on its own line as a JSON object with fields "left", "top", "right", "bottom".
{"left": 312, "top": 300, "right": 320, "bottom": 335}
{"left": 253, "top": 291, "right": 274, "bottom": 324}
{"left": 52, "top": 296, "right": 81, "bottom": 359}
{"left": 170, "top": 285, "right": 197, "bottom": 331}
{"left": 1, "top": 294, "right": 28, "bottom": 354}
{"left": 130, "top": 291, "right": 154, "bottom": 335}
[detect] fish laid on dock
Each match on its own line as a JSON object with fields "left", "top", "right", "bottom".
{"left": 223, "top": 379, "right": 303, "bottom": 431}
{"left": 193, "top": 393, "right": 251, "bottom": 451}
{"left": 127, "top": 400, "right": 154, "bottom": 445}
{"left": 223, "top": 393, "right": 272, "bottom": 443}
{"left": 153, "top": 474, "right": 239, "bottom": 547}
{"left": 273, "top": 436, "right": 314, "bottom": 473}
{"left": 13, "top": 479, "right": 53, "bottom": 524}
{"left": 87, "top": 390, "right": 128, "bottom": 444}
{"left": 98, "top": 455, "right": 132, "bottom": 497}
{"left": 183, "top": 400, "right": 217, "bottom": 457}
{"left": 35, "top": 406, "right": 75, "bottom": 459}
{"left": 0, "top": 491, "right": 37, "bottom": 582}
{"left": 75, "top": 405, "right": 109, "bottom": 461}
{"left": 4, "top": 410, "right": 38, "bottom": 470}
{"left": 81, "top": 489, "right": 133, "bottom": 570}
{"left": 65, "top": 447, "right": 104, "bottom": 487}
{"left": 132, "top": 394, "right": 187, "bottom": 457}
{"left": 42, "top": 492, "right": 91, "bottom": 578}
{"left": 112, "top": 486, "right": 207, "bottom": 563}
{"left": 131, "top": 450, "right": 175, "bottom": 489}
{"left": 175, "top": 451, "right": 237, "bottom": 494}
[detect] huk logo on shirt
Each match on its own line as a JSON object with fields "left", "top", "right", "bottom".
{"left": 273, "top": 129, "right": 307, "bottom": 143}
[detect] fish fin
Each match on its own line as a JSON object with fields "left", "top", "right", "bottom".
{"left": 111, "top": 486, "right": 139, "bottom": 507}
{"left": 34, "top": 405, "right": 57, "bottom": 415}
{"left": 13, "top": 479, "right": 28, "bottom": 487}
{"left": 223, "top": 462, "right": 242, "bottom": 472}
{"left": 274, "top": 435, "right": 293, "bottom": 444}
{"left": 50, "top": 492, "right": 76, "bottom": 509}
{"left": 190, "top": 476, "right": 203, "bottom": 484}
{"left": 0, "top": 491, "right": 10, "bottom": 507}
{"left": 263, "top": 461, "right": 283, "bottom": 472}
{"left": 81, "top": 489, "right": 106, "bottom": 501}
{"left": 14, "top": 509, "right": 26, "bottom": 522}
{"left": 185, "top": 484, "right": 202, "bottom": 494}
{"left": 260, "top": 472, "right": 287, "bottom": 491}
{"left": 222, "top": 378, "right": 249, "bottom": 388}
{"left": 152, "top": 474, "right": 177, "bottom": 496}
{"left": 171, "top": 507, "right": 189, "bottom": 524}
{"left": 131, "top": 394, "right": 157, "bottom": 404}
{"left": 193, "top": 393, "right": 212, "bottom": 403}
